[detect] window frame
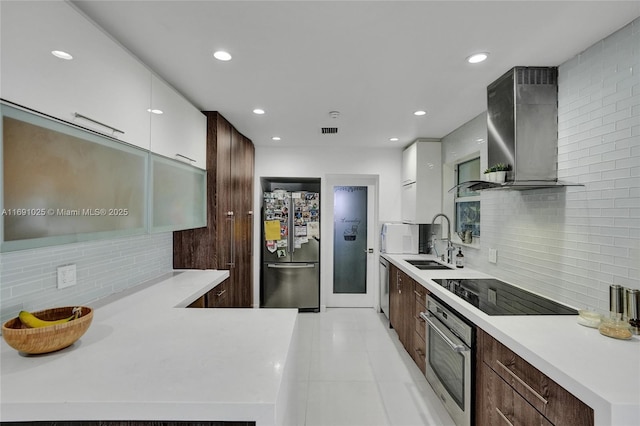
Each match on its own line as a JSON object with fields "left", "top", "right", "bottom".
{"left": 454, "top": 157, "right": 481, "bottom": 238}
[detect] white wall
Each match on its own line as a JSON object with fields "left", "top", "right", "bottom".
{"left": 442, "top": 17, "right": 639, "bottom": 313}
{"left": 253, "top": 145, "right": 403, "bottom": 307}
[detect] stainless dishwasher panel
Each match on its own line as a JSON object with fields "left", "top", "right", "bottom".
{"left": 262, "top": 263, "right": 320, "bottom": 310}
{"left": 379, "top": 257, "right": 389, "bottom": 319}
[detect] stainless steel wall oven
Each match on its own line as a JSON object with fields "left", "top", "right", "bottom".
{"left": 420, "top": 295, "right": 474, "bottom": 426}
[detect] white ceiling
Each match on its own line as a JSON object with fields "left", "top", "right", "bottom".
{"left": 72, "top": 1, "right": 639, "bottom": 148}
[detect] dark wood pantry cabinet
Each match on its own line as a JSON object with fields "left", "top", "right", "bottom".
{"left": 174, "top": 112, "right": 254, "bottom": 308}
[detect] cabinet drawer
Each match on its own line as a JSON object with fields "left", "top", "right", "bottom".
{"left": 413, "top": 331, "right": 426, "bottom": 374}
{"left": 482, "top": 362, "right": 554, "bottom": 426}
{"left": 479, "top": 330, "right": 593, "bottom": 426}
{"left": 207, "top": 284, "right": 229, "bottom": 308}
{"left": 414, "top": 284, "right": 428, "bottom": 308}
{"left": 415, "top": 301, "right": 426, "bottom": 340}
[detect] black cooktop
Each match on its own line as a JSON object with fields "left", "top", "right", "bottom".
{"left": 432, "top": 278, "right": 578, "bottom": 316}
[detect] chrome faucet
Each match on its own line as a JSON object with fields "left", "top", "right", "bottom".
{"left": 431, "top": 213, "right": 455, "bottom": 264}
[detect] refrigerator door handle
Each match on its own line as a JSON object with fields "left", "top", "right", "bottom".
{"left": 267, "top": 263, "right": 315, "bottom": 269}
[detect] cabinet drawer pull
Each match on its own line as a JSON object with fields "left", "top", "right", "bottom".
{"left": 495, "top": 407, "right": 514, "bottom": 426}
{"left": 74, "top": 112, "right": 124, "bottom": 135}
{"left": 496, "top": 360, "right": 548, "bottom": 405}
{"left": 216, "top": 289, "right": 227, "bottom": 297}
{"left": 175, "top": 153, "right": 196, "bottom": 163}
{"left": 414, "top": 290, "right": 423, "bottom": 297}
{"left": 414, "top": 348, "right": 424, "bottom": 357}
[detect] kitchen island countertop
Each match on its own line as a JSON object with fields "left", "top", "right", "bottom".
{"left": 383, "top": 253, "right": 640, "bottom": 426}
{"left": 0, "top": 270, "right": 299, "bottom": 425}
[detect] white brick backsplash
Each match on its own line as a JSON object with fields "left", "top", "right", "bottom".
{"left": 0, "top": 233, "right": 173, "bottom": 323}
{"left": 442, "top": 18, "right": 639, "bottom": 314}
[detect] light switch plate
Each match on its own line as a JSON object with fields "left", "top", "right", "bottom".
{"left": 488, "top": 248, "right": 498, "bottom": 264}
{"left": 57, "top": 264, "right": 76, "bottom": 289}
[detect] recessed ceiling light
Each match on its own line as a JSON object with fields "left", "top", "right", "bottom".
{"left": 467, "top": 52, "right": 489, "bottom": 64}
{"left": 51, "top": 50, "right": 73, "bottom": 60}
{"left": 213, "top": 50, "right": 232, "bottom": 61}
{"left": 414, "top": 110, "right": 427, "bottom": 116}
{"left": 271, "top": 136, "right": 281, "bottom": 141}
{"left": 147, "top": 109, "right": 164, "bottom": 115}
{"left": 253, "top": 108, "right": 265, "bottom": 115}
{"left": 389, "top": 137, "right": 399, "bottom": 142}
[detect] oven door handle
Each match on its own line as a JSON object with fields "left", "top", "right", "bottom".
{"left": 420, "top": 312, "right": 469, "bottom": 353}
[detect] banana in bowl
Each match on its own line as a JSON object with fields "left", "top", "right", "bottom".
{"left": 2, "top": 306, "right": 93, "bottom": 354}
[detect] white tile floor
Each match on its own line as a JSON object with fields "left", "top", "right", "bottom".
{"left": 286, "top": 308, "right": 455, "bottom": 426}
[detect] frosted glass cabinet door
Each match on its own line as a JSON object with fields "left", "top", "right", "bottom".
{"left": 0, "top": 1, "right": 152, "bottom": 150}
{"left": 150, "top": 154, "right": 207, "bottom": 233}
{"left": 1, "top": 104, "right": 147, "bottom": 252}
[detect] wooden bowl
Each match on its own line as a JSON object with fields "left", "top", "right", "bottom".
{"left": 2, "top": 306, "right": 93, "bottom": 354}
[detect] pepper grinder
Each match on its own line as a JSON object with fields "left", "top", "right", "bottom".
{"left": 627, "top": 288, "right": 640, "bottom": 335}
{"left": 610, "top": 284, "right": 624, "bottom": 320}
{"left": 599, "top": 285, "right": 632, "bottom": 339}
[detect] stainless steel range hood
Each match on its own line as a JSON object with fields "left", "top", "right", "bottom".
{"left": 453, "top": 67, "right": 582, "bottom": 192}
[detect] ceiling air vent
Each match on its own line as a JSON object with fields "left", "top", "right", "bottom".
{"left": 321, "top": 127, "right": 338, "bottom": 134}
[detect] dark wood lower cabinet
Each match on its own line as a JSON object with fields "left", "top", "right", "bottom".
{"left": 187, "top": 280, "right": 231, "bottom": 308}
{"left": 478, "top": 361, "right": 553, "bottom": 426}
{"left": 389, "top": 266, "right": 429, "bottom": 374}
{"left": 412, "top": 283, "right": 428, "bottom": 374}
{"left": 476, "top": 328, "right": 594, "bottom": 426}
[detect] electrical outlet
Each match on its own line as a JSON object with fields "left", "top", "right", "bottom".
{"left": 57, "top": 264, "right": 77, "bottom": 289}
{"left": 488, "top": 248, "right": 498, "bottom": 264}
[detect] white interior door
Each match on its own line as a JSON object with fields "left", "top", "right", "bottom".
{"left": 324, "top": 175, "right": 378, "bottom": 308}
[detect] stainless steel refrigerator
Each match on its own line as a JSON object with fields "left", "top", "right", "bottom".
{"left": 261, "top": 188, "right": 320, "bottom": 311}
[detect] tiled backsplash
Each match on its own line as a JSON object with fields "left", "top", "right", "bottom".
{"left": 458, "top": 17, "right": 639, "bottom": 313}
{"left": 0, "top": 233, "right": 173, "bottom": 323}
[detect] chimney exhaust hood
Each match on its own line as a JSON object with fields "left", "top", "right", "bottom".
{"left": 452, "top": 66, "right": 583, "bottom": 192}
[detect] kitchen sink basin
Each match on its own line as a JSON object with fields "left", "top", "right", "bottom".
{"left": 405, "top": 259, "right": 453, "bottom": 270}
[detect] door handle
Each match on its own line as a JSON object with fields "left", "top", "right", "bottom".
{"left": 227, "top": 211, "right": 235, "bottom": 268}
{"left": 421, "top": 312, "right": 468, "bottom": 353}
{"left": 267, "top": 264, "right": 315, "bottom": 269}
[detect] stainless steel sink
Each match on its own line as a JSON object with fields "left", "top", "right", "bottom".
{"left": 405, "top": 259, "right": 453, "bottom": 270}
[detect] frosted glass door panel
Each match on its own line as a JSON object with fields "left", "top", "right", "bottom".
{"left": 333, "top": 186, "right": 367, "bottom": 294}
{"left": 150, "top": 154, "right": 206, "bottom": 233}
{"left": 1, "top": 104, "right": 147, "bottom": 251}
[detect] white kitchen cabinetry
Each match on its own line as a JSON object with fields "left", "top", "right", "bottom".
{"left": 402, "top": 142, "right": 418, "bottom": 185}
{"left": 401, "top": 139, "right": 442, "bottom": 224}
{"left": 0, "top": 1, "right": 151, "bottom": 150}
{"left": 150, "top": 75, "right": 207, "bottom": 169}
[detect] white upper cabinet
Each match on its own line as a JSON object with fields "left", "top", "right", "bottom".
{"left": 401, "top": 140, "right": 442, "bottom": 224}
{"left": 0, "top": 1, "right": 152, "bottom": 150}
{"left": 402, "top": 142, "right": 418, "bottom": 185}
{"left": 150, "top": 75, "right": 206, "bottom": 169}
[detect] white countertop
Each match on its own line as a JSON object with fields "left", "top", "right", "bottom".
{"left": 383, "top": 254, "right": 640, "bottom": 426}
{"left": 0, "top": 270, "right": 299, "bottom": 425}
